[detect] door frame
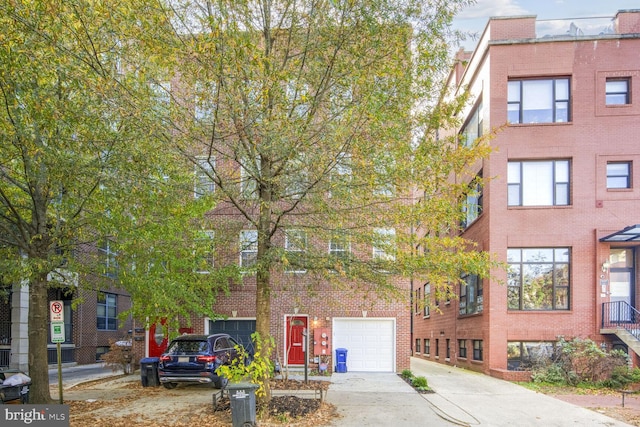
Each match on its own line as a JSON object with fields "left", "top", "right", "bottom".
{"left": 284, "top": 315, "right": 308, "bottom": 366}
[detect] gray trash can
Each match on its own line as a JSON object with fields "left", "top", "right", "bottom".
{"left": 140, "top": 357, "right": 160, "bottom": 387}
{"left": 227, "top": 382, "right": 258, "bottom": 427}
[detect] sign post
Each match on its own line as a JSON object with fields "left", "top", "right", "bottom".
{"left": 50, "top": 301, "right": 65, "bottom": 404}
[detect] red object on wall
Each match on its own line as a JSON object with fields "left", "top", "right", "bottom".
{"left": 313, "top": 328, "right": 331, "bottom": 356}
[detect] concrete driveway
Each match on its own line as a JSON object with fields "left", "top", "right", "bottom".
{"left": 324, "top": 357, "right": 633, "bottom": 426}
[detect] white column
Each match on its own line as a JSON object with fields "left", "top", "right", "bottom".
{"left": 10, "top": 282, "right": 30, "bottom": 371}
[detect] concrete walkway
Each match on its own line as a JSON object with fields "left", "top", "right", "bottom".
{"left": 325, "top": 357, "right": 633, "bottom": 426}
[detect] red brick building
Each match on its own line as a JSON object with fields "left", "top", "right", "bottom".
{"left": 413, "top": 10, "right": 640, "bottom": 380}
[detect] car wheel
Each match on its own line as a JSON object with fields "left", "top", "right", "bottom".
{"left": 214, "top": 377, "right": 228, "bottom": 389}
{"left": 162, "top": 382, "right": 177, "bottom": 389}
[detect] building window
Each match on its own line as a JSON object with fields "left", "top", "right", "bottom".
{"left": 285, "top": 229, "right": 307, "bottom": 273}
{"left": 195, "top": 157, "right": 215, "bottom": 198}
{"left": 96, "top": 346, "right": 110, "bottom": 362}
{"left": 460, "top": 100, "right": 483, "bottom": 147}
{"left": 472, "top": 340, "right": 483, "bottom": 361}
{"left": 424, "top": 283, "right": 430, "bottom": 317}
{"left": 329, "top": 152, "right": 352, "bottom": 197}
{"left": 99, "top": 239, "right": 118, "bottom": 279}
{"left": 606, "top": 78, "right": 630, "bottom": 105}
{"left": 458, "top": 340, "right": 467, "bottom": 359}
{"left": 508, "top": 160, "right": 570, "bottom": 206}
{"left": 415, "top": 338, "right": 421, "bottom": 353}
{"left": 414, "top": 287, "right": 421, "bottom": 315}
{"left": 195, "top": 230, "right": 215, "bottom": 273}
{"left": 508, "top": 247, "right": 570, "bottom": 311}
{"left": 508, "top": 341, "right": 555, "bottom": 371}
{"left": 97, "top": 293, "right": 117, "bottom": 330}
{"left": 424, "top": 339, "right": 430, "bottom": 356}
{"left": 446, "top": 339, "right": 450, "bottom": 359}
{"left": 435, "top": 339, "right": 439, "bottom": 358}
{"left": 240, "top": 230, "right": 258, "bottom": 268}
{"left": 240, "top": 161, "right": 259, "bottom": 199}
{"left": 462, "top": 172, "right": 483, "bottom": 228}
{"left": 329, "top": 233, "right": 350, "bottom": 260}
{"left": 459, "top": 274, "right": 483, "bottom": 315}
{"left": 607, "top": 162, "right": 632, "bottom": 189}
{"left": 508, "top": 78, "right": 570, "bottom": 124}
{"left": 373, "top": 228, "right": 396, "bottom": 262}
{"left": 194, "top": 81, "right": 217, "bottom": 121}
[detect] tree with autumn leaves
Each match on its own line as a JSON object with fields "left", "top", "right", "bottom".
{"left": 0, "top": 0, "right": 496, "bottom": 404}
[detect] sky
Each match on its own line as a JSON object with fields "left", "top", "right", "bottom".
{"left": 452, "top": 0, "right": 640, "bottom": 50}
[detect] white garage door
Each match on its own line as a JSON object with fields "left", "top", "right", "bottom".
{"left": 332, "top": 318, "right": 395, "bottom": 372}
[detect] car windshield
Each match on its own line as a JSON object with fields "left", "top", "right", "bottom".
{"left": 166, "top": 340, "right": 208, "bottom": 355}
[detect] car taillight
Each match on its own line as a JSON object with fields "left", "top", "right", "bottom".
{"left": 196, "top": 355, "right": 216, "bottom": 363}
{"left": 160, "top": 355, "right": 171, "bottom": 362}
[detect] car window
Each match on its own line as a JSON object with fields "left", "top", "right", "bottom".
{"left": 214, "top": 337, "right": 229, "bottom": 350}
{"left": 166, "top": 340, "right": 207, "bottom": 354}
{"left": 228, "top": 337, "right": 241, "bottom": 350}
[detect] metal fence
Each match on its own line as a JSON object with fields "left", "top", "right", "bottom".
{"left": 601, "top": 301, "right": 640, "bottom": 341}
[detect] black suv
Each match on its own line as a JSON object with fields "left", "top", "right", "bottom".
{"left": 158, "top": 333, "right": 243, "bottom": 389}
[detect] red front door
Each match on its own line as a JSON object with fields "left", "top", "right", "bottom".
{"left": 286, "top": 316, "right": 307, "bottom": 365}
{"left": 148, "top": 320, "right": 169, "bottom": 357}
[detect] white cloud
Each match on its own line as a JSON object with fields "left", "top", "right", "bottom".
{"left": 456, "top": 0, "right": 530, "bottom": 20}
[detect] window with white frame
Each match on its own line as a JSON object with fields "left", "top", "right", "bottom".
{"left": 507, "top": 247, "right": 570, "bottom": 311}
{"left": 373, "top": 228, "right": 396, "bottom": 261}
{"left": 329, "top": 152, "right": 352, "bottom": 197}
{"left": 607, "top": 161, "right": 631, "bottom": 189}
{"left": 415, "top": 338, "right": 421, "bottom": 353}
{"left": 329, "top": 233, "right": 350, "bottom": 260}
{"left": 195, "top": 157, "right": 215, "bottom": 198}
{"left": 195, "top": 230, "right": 215, "bottom": 273}
{"left": 373, "top": 159, "right": 395, "bottom": 197}
{"left": 99, "top": 239, "right": 118, "bottom": 279}
{"left": 97, "top": 292, "right": 117, "bottom": 330}
{"left": 241, "top": 157, "right": 260, "bottom": 199}
{"left": 508, "top": 160, "right": 570, "bottom": 206}
{"left": 194, "top": 81, "right": 217, "bottom": 121}
{"left": 240, "top": 230, "right": 258, "bottom": 268}
{"left": 285, "top": 229, "right": 307, "bottom": 273}
{"left": 150, "top": 81, "right": 171, "bottom": 112}
{"left": 606, "top": 78, "right": 630, "bottom": 105}
{"left": 508, "top": 78, "right": 570, "bottom": 124}
{"left": 424, "top": 339, "right": 430, "bottom": 355}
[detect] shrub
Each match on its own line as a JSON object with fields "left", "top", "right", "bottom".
{"left": 401, "top": 369, "right": 414, "bottom": 379}
{"left": 101, "top": 338, "right": 133, "bottom": 374}
{"left": 412, "top": 376, "right": 428, "bottom": 389}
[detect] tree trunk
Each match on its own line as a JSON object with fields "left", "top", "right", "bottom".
{"left": 28, "top": 273, "right": 54, "bottom": 403}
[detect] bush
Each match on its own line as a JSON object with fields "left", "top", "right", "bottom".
{"left": 401, "top": 369, "right": 414, "bottom": 379}
{"left": 101, "top": 338, "right": 133, "bottom": 374}
{"left": 412, "top": 376, "right": 428, "bottom": 388}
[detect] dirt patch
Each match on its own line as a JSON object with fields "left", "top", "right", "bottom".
{"left": 60, "top": 375, "right": 337, "bottom": 427}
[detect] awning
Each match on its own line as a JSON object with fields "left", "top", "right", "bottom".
{"left": 599, "top": 224, "right": 640, "bottom": 243}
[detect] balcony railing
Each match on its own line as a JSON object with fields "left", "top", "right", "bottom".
{"left": 601, "top": 301, "right": 640, "bottom": 341}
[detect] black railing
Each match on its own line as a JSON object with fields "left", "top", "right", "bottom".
{"left": 0, "top": 321, "right": 11, "bottom": 345}
{"left": 47, "top": 347, "right": 75, "bottom": 365}
{"left": 0, "top": 349, "right": 9, "bottom": 368}
{"left": 602, "top": 301, "right": 640, "bottom": 341}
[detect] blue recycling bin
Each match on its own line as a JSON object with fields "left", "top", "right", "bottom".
{"left": 335, "top": 348, "right": 348, "bottom": 373}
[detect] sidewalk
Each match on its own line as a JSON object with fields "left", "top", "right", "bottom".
{"left": 410, "top": 357, "right": 634, "bottom": 426}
